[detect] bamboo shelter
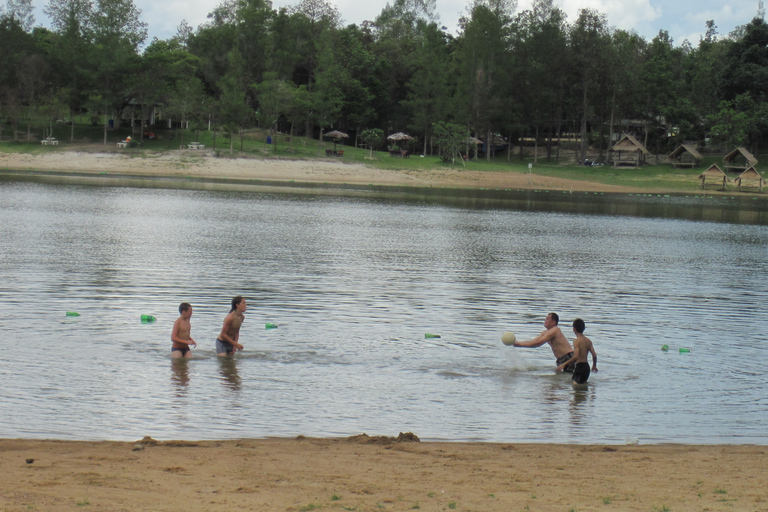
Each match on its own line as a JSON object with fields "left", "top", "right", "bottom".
{"left": 698, "top": 164, "right": 728, "bottom": 190}
{"left": 733, "top": 166, "right": 764, "bottom": 192}
{"left": 668, "top": 144, "right": 703, "bottom": 168}
{"left": 608, "top": 133, "right": 650, "bottom": 167}
{"left": 722, "top": 147, "right": 758, "bottom": 173}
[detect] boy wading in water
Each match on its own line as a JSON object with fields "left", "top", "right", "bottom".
{"left": 557, "top": 318, "right": 598, "bottom": 384}
{"left": 217, "top": 296, "right": 246, "bottom": 356}
{"left": 171, "top": 303, "right": 197, "bottom": 358}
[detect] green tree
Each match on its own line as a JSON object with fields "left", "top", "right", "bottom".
{"left": 91, "top": 0, "right": 147, "bottom": 143}
{"left": 512, "top": 0, "right": 569, "bottom": 162}
{"left": 402, "top": 20, "right": 449, "bottom": 155}
{"left": 360, "top": 127, "right": 384, "bottom": 157}
{"left": 44, "top": 0, "right": 94, "bottom": 142}
{"left": 253, "top": 71, "right": 294, "bottom": 149}
{"left": 456, "top": 0, "right": 514, "bottom": 160}
{"left": 719, "top": 17, "right": 768, "bottom": 102}
{"left": 569, "top": 8, "right": 610, "bottom": 164}
{"left": 432, "top": 121, "right": 468, "bottom": 164}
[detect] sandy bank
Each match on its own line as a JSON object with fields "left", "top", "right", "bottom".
{"left": 1, "top": 436, "right": 765, "bottom": 511}
{"left": 1, "top": 150, "right": 641, "bottom": 193}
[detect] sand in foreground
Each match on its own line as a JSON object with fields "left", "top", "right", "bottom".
{"left": 1, "top": 437, "right": 766, "bottom": 511}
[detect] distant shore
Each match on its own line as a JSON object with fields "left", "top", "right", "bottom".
{"left": 1, "top": 437, "right": 766, "bottom": 511}
{"left": 0, "top": 149, "right": 665, "bottom": 193}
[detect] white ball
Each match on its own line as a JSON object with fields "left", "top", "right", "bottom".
{"left": 501, "top": 332, "right": 516, "bottom": 346}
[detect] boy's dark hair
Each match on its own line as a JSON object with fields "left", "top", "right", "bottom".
{"left": 230, "top": 295, "right": 244, "bottom": 313}
{"left": 548, "top": 312, "right": 559, "bottom": 324}
{"left": 573, "top": 318, "right": 586, "bottom": 333}
{"left": 179, "top": 302, "right": 191, "bottom": 314}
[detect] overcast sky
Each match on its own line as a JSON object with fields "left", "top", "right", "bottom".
{"left": 30, "top": 0, "right": 763, "bottom": 47}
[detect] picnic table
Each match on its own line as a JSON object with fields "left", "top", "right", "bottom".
{"left": 117, "top": 141, "right": 128, "bottom": 148}
{"left": 325, "top": 149, "right": 344, "bottom": 157}
{"left": 41, "top": 138, "right": 58, "bottom": 146}
{"left": 188, "top": 142, "right": 204, "bottom": 149}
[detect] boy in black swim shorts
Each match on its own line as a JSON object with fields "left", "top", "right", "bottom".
{"left": 171, "top": 302, "right": 197, "bottom": 358}
{"left": 556, "top": 318, "right": 598, "bottom": 384}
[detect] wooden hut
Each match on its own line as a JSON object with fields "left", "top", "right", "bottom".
{"left": 722, "top": 147, "right": 758, "bottom": 173}
{"left": 668, "top": 144, "right": 703, "bottom": 168}
{"left": 698, "top": 164, "right": 728, "bottom": 189}
{"left": 733, "top": 166, "right": 764, "bottom": 192}
{"left": 608, "top": 133, "right": 650, "bottom": 167}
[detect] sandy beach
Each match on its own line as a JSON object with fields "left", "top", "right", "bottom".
{"left": 0, "top": 149, "right": 644, "bottom": 193}
{"left": 2, "top": 436, "right": 766, "bottom": 511}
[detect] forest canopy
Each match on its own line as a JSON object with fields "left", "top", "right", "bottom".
{"left": 2, "top": 0, "right": 768, "bottom": 159}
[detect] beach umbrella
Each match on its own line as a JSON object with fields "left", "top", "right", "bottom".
{"left": 387, "top": 132, "right": 413, "bottom": 141}
{"left": 387, "top": 132, "right": 413, "bottom": 151}
{"left": 325, "top": 130, "right": 349, "bottom": 150}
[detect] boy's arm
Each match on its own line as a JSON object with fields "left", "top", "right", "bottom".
{"left": 218, "top": 316, "right": 235, "bottom": 343}
{"left": 557, "top": 340, "right": 581, "bottom": 371}
{"left": 171, "top": 319, "right": 184, "bottom": 344}
{"left": 171, "top": 319, "right": 196, "bottom": 347}
{"left": 589, "top": 345, "right": 598, "bottom": 372}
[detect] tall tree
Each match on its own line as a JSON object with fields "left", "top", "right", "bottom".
{"left": 456, "top": 0, "right": 514, "bottom": 160}
{"left": 569, "top": 8, "right": 610, "bottom": 164}
{"left": 513, "top": 0, "right": 569, "bottom": 161}
{"left": 44, "top": 0, "right": 94, "bottom": 141}
{"left": 91, "top": 0, "right": 147, "bottom": 142}
{"left": 402, "top": 20, "right": 449, "bottom": 155}
{"left": 719, "top": 17, "right": 768, "bottom": 102}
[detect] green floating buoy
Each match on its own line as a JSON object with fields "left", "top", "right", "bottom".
{"left": 141, "top": 314, "right": 156, "bottom": 323}
{"left": 66, "top": 311, "right": 80, "bottom": 317}
{"left": 425, "top": 333, "right": 441, "bottom": 339}
{"left": 679, "top": 347, "right": 691, "bottom": 354}
{"left": 265, "top": 323, "right": 278, "bottom": 330}
{"left": 661, "top": 344, "right": 668, "bottom": 351}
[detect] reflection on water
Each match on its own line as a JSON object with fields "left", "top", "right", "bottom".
{"left": 1, "top": 181, "right": 768, "bottom": 444}
{"left": 171, "top": 359, "right": 190, "bottom": 393}
{"left": 218, "top": 357, "right": 241, "bottom": 392}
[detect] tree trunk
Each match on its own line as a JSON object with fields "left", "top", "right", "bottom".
{"left": 580, "top": 79, "right": 588, "bottom": 165}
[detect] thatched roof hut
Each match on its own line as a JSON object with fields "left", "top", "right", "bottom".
{"left": 733, "top": 166, "right": 764, "bottom": 192}
{"left": 723, "top": 147, "right": 758, "bottom": 172}
{"left": 609, "top": 133, "right": 650, "bottom": 167}
{"left": 668, "top": 144, "right": 703, "bottom": 168}
{"left": 698, "top": 164, "right": 728, "bottom": 189}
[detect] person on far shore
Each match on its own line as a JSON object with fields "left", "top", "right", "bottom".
{"left": 171, "top": 302, "right": 197, "bottom": 358}
{"left": 217, "top": 296, "right": 246, "bottom": 356}
{"left": 513, "top": 312, "right": 575, "bottom": 372}
{"left": 557, "top": 318, "right": 598, "bottom": 384}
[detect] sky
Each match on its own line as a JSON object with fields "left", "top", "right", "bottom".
{"left": 28, "top": 0, "right": 763, "bottom": 47}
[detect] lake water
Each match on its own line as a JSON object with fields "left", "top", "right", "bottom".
{"left": 1, "top": 179, "right": 768, "bottom": 444}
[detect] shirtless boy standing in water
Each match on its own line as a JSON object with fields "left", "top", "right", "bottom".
{"left": 171, "top": 303, "right": 197, "bottom": 358}
{"left": 216, "top": 296, "right": 246, "bottom": 356}
{"left": 557, "top": 318, "right": 598, "bottom": 384}
{"left": 513, "top": 312, "right": 576, "bottom": 372}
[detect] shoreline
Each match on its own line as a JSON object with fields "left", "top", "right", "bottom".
{"left": 2, "top": 436, "right": 766, "bottom": 511}
{"left": 0, "top": 148, "right": 712, "bottom": 194}
{"left": 4, "top": 154, "right": 768, "bottom": 225}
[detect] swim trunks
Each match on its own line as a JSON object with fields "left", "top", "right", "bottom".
{"left": 216, "top": 338, "right": 234, "bottom": 354}
{"left": 572, "top": 362, "right": 591, "bottom": 384}
{"left": 556, "top": 352, "right": 576, "bottom": 373}
{"left": 171, "top": 347, "right": 190, "bottom": 356}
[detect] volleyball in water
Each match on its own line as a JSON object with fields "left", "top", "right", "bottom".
{"left": 501, "top": 332, "right": 516, "bottom": 346}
